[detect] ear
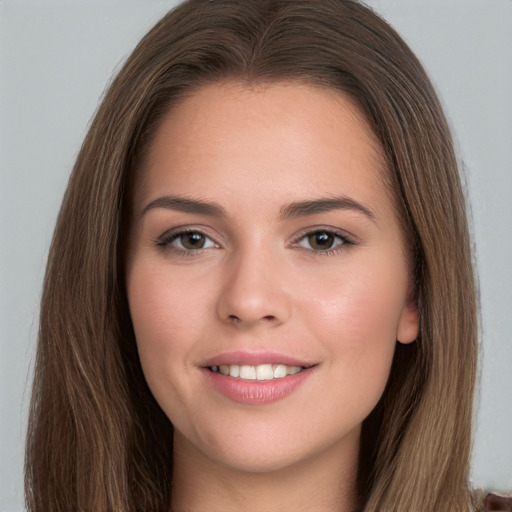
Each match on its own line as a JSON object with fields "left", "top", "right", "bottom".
{"left": 396, "top": 295, "right": 419, "bottom": 345}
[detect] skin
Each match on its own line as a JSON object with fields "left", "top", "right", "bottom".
{"left": 126, "top": 81, "right": 419, "bottom": 512}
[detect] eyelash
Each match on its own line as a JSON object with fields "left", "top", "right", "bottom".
{"left": 155, "top": 228, "right": 218, "bottom": 256}
{"left": 155, "top": 227, "right": 355, "bottom": 256}
{"left": 290, "top": 228, "right": 355, "bottom": 255}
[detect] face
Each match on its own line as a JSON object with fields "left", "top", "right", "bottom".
{"left": 126, "top": 81, "right": 419, "bottom": 475}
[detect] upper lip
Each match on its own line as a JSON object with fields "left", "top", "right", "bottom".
{"left": 202, "top": 350, "right": 315, "bottom": 368}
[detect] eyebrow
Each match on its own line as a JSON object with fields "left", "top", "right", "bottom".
{"left": 142, "top": 194, "right": 376, "bottom": 222}
{"left": 280, "top": 196, "right": 376, "bottom": 221}
{"left": 142, "top": 196, "right": 227, "bottom": 217}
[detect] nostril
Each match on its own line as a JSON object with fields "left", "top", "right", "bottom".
{"left": 226, "top": 314, "right": 276, "bottom": 324}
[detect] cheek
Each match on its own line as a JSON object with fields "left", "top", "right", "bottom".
{"left": 297, "top": 262, "right": 407, "bottom": 400}
{"left": 301, "top": 265, "right": 407, "bottom": 344}
{"left": 128, "top": 258, "right": 210, "bottom": 334}
{"left": 126, "top": 262, "right": 217, "bottom": 432}
{"left": 126, "top": 264, "right": 202, "bottom": 382}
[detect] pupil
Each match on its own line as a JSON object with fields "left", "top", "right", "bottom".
{"left": 182, "top": 232, "right": 205, "bottom": 249}
{"left": 309, "top": 232, "right": 334, "bottom": 249}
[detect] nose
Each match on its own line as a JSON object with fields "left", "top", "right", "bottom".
{"left": 215, "top": 246, "right": 291, "bottom": 328}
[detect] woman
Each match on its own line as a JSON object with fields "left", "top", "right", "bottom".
{"left": 24, "top": 1, "right": 505, "bottom": 510}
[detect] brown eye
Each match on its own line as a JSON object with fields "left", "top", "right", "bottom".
{"left": 298, "top": 230, "right": 347, "bottom": 252}
{"left": 308, "top": 232, "right": 334, "bottom": 250}
{"left": 178, "top": 232, "right": 208, "bottom": 250}
{"left": 157, "top": 230, "right": 217, "bottom": 252}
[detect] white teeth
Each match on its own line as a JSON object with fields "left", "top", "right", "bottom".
{"left": 239, "top": 365, "right": 257, "bottom": 379}
{"left": 287, "top": 366, "right": 302, "bottom": 375}
{"left": 273, "top": 364, "right": 287, "bottom": 378}
{"left": 210, "top": 363, "right": 304, "bottom": 380}
{"left": 256, "top": 364, "right": 274, "bottom": 381}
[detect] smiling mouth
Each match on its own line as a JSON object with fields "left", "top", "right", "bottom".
{"left": 208, "top": 364, "right": 306, "bottom": 381}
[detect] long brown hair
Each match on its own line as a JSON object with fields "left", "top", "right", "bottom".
{"left": 25, "top": 1, "right": 478, "bottom": 510}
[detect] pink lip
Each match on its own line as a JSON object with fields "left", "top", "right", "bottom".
{"left": 203, "top": 368, "right": 312, "bottom": 405}
{"left": 202, "top": 350, "right": 313, "bottom": 368}
{"left": 201, "top": 351, "right": 316, "bottom": 405}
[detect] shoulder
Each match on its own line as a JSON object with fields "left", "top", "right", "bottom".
{"left": 478, "top": 493, "right": 512, "bottom": 512}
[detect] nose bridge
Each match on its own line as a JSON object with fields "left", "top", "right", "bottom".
{"left": 216, "top": 240, "right": 290, "bottom": 326}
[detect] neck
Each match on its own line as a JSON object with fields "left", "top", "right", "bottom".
{"left": 171, "top": 430, "right": 360, "bottom": 512}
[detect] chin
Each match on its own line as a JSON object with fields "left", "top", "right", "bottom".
{"left": 175, "top": 410, "right": 362, "bottom": 476}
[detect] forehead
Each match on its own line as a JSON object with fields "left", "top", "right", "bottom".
{"left": 136, "top": 80, "right": 389, "bottom": 216}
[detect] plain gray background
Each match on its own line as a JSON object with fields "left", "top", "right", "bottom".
{"left": 1, "top": 1, "right": 511, "bottom": 509}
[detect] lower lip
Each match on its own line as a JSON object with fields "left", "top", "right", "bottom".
{"left": 203, "top": 368, "right": 312, "bottom": 405}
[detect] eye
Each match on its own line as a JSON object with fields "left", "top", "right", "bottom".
{"left": 175, "top": 232, "right": 214, "bottom": 250}
{"left": 157, "top": 229, "right": 217, "bottom": 252}
{"left": 297, "top": 230, "right": 349, "bottom": 252}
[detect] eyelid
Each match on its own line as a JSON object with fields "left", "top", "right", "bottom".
{"left": 154, "top": 224, "right": 355, "bottom": 255}
{"left": 289, "top": 226, "right": 356, "bottom": 253}
{"left": 155, "top": 225, "right": 221, "bottom": 253}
